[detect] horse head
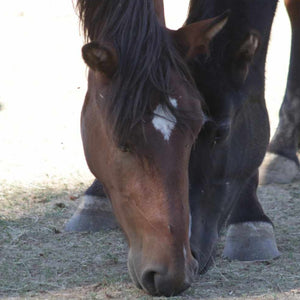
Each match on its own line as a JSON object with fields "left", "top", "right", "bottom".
{"left": 78, "top": 0, "right": 228, "bottom": 295}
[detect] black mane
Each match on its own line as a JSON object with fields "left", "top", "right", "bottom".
{"left": 76, "top": 0, "right": 195, "bottom": 146}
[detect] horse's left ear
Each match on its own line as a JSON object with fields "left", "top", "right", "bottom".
{"left": 82, "top": 42, "right": 118, "bottom": 77}
{"left": 172, "top": 11, "right": 230, "bottom": 59}
{"left": 231, "top": 31, "right": 260, "bottom": 86}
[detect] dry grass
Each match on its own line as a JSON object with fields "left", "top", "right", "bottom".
{"left": 0, "top": 181, "right": 130, "bottom": 298}
{"left": 1, "top": 178, "right": 300, "bottom": 299}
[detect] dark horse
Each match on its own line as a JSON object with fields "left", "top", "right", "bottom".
{"left": 260, "top": 0, "right": 300, "bottom": 184}
{"left": 67, "top": 0, "right": 282, "bottom": 296}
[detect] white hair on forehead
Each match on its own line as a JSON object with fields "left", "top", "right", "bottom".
{"left": 152, "top": 98, "right": 178, "bottom": 141}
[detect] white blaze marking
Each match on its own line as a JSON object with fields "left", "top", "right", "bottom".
{"left": 169, "top": 98, "right": 178, "bottom": 108}
{"left": 152, "top": 98, "right": 178, "bottom": 141}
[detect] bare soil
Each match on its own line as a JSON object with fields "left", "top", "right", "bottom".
{"left": 0, "top": 1, "right": 299, "bottom": 299}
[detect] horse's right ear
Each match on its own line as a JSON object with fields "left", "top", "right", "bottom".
{"left": 82, "top": 42, "right": 118, "bottom": 77}
{"left": 171, "top": 11, "right": 230, "bottom": 59}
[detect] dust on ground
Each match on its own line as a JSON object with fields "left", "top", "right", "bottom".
{"left": 0, "top": 1, "right": 299, "bottom": 299}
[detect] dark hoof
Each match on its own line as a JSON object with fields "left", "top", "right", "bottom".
{"left": 259, "top": 153, "right": 299, "bottom": 185}
{"left": 64, "top": 195, "right": 118, "bottom": 232}
{"left": 223, "top": 222, "right": 280, "bottom": 261}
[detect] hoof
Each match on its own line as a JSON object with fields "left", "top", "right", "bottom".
{"left": 223, "top": 222, "right": 280, "bottom": 261}
{"left": 259, "top": 152, "right": 299, "bottom": 185}
{"left": 64, "top": 195, "right": 118, "bottom": 232}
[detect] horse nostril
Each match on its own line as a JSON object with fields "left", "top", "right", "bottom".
{"left": 141, "top": 270, "right": 157, "bottom": 295}
{"left": 141, "top": 269, "right": 190, "bottom": 296}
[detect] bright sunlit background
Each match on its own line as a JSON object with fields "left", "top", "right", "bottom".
{"left": 0, "top": 0, "right": 291, "bottom": 186}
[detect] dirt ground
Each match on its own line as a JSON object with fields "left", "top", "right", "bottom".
{"left": 0, "top": 1, "right": 299, "bottom": 299}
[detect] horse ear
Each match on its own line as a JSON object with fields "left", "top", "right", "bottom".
{"left": 82, "top": 42, "right": 118, "bottom": 77}
{"left": 172, "top": 11, "right": 229, "bottom": 59}
{"left": 231, "top": 31, "right": 260, "bottom": 85}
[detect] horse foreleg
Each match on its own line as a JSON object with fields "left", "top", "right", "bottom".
{"left": 64, "top": 179, "right": 118, "bottom": 232}
{"left": 261, "top": 0, "right": 300, "bottom": 184}
{"left": 223, "top": 172, "right": 280, "bottom": 261}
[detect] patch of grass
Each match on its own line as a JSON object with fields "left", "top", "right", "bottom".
{"left": 1, "top": 180, "right": 300, "bottom": 299}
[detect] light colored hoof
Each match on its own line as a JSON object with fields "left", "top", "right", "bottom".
{"left": 259, "top": 152, "right": 299, "bottom": 185}
{"left": 223, "top": 222, "right": 280, "bottom": 261}
{"left": 64, "top": 195, "right": 118, "bottom": 232}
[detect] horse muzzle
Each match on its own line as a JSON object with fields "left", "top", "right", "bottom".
{"left": 128, "top": 249, "right": 198, "bottom": 296}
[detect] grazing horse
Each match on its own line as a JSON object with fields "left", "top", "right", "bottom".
{"left": 261, "top": 0, "right": 300, "bottom": 184}
{"left": 185, "top": 0, "right": 280, "bottom": 265}
{"left": 66, "top": 0, "right": 282, "bottom": 296}
{"left": 73, "top": 0, "right": 230, "bottom": 296}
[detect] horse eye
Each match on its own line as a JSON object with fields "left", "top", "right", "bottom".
{"left": 120, "top": 144, "right": 130, "bottom": 153}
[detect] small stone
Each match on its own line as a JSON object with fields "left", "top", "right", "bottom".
{"left": 55, "top": 202, "right": 66, "bottom": 208}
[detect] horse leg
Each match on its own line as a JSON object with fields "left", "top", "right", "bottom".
{"left": 260, "top": 0, "right": 300, "bottom": 184}
{"left": 64, "top": 179, "right": 118, "bottom": 232}
{"left": 223, "top": 172, "right": 280, "bottom": 261}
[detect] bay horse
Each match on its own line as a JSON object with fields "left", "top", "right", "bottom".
{"left": 74, "top": 0, "right": 230, "bottom": 296}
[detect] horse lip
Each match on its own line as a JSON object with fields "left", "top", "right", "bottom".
{"left": 127, "top": 255, "right": 143, "bottom": 291}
